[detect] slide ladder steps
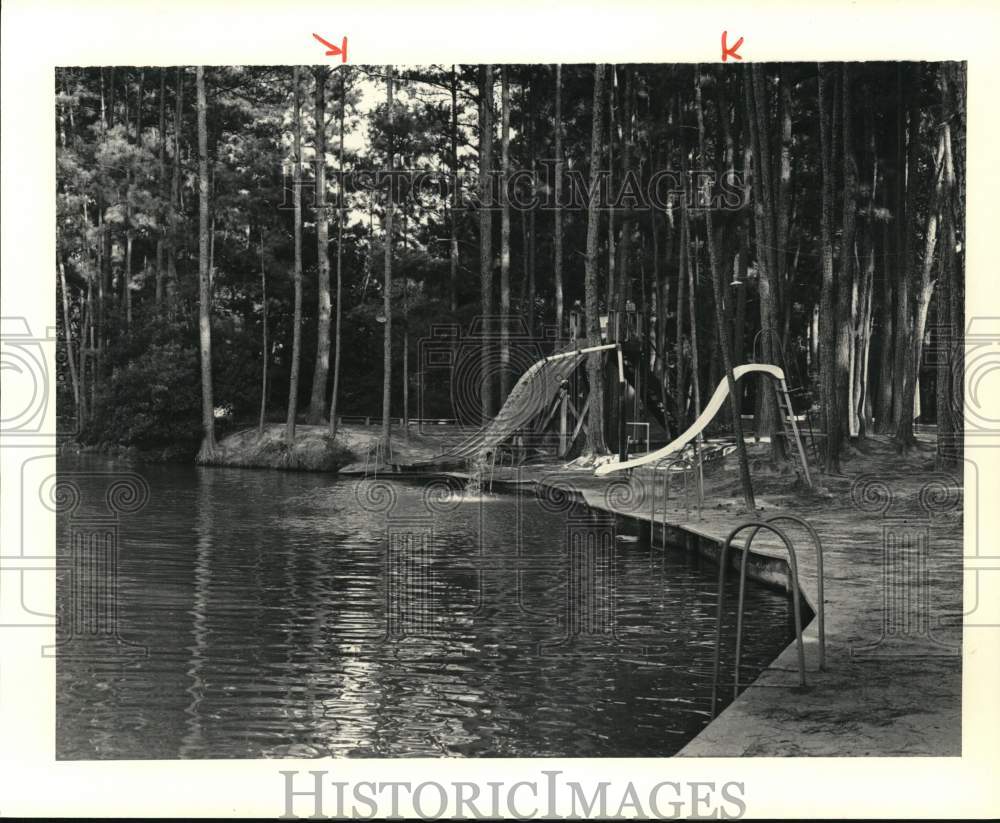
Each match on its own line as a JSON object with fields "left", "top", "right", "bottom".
{"left": 752, "top": 327, "right": 821, "bottom": 468}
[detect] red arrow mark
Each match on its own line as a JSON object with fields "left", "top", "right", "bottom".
{"left": 313, "top": 33, "right": 348, "bottom": 62}
{"left": 721, "top": 30, "right": 744, "bottom": 62}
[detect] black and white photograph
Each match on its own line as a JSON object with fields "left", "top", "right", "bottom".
{"left": 52, "top": 58, "right": 967, "bottom": 758}
{"left": 3, "top": 0, "right": 1000, "bottom": 818}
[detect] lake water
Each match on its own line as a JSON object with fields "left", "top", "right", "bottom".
{"left": 56, "top": 456, "right": 795, "bottom": 759}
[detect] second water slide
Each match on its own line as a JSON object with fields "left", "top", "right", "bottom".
{"left": 594, "top": 364, "right": 785, "bottom": 476}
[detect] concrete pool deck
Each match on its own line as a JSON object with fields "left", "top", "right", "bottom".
{"left": 491, "top": 435, "right": 964, "bottom": 757}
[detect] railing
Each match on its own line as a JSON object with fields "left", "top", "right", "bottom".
{"left": 488, "top": 448, "right": 516, "bottom": 493}
{"left": 649, "top": 454, "right": 703, "bottom": 525}
{"left": 337, "top": 416, "right": 459, "bottom": 427}
{"left": 709, "top": 514, "right": 826, "bottom": 718}
{"left": 626, "top": 421, "right": 651, "bottom": 454}
{"left": 733, "top": 515, "right": 826, "bottom": 682}
{"left": 752, "top": 327, "right": 820, "bottom": 470}
{"left": 362, "top": 438, "right": 393, "bottom": 479}
{"left": 464, "top": 457, "right": 484, "bottom": 496}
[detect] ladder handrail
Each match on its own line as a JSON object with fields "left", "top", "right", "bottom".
{"left": 649, "top": 454, "right": 702, "bottom": 526}
{"left": 733, "top": 513, "right": 826, "bottom": 687}
{"left": 488, "top": 449, "right": 498, "bottom": 492}
{"left": 363, "top": 438, "right": 391, "bottom": 479}
{"left": 776, "top": 377, "right": 813, "bottom": 488}
{"left": 752, "top": 328, "right": 789, "bottom": 374}
{"left": 710, "top": 520, "right": 808, "bottom": 718}
{"left": 752, "top": 326, "right": 820, "bottom": 465}
{"left": 487, "top": 448, "right": 513, "bottom": 492}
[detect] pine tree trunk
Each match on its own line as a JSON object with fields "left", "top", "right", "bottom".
{"left": 855, "top": 92, "right": 879, "bottom": 438}
{"left": 83, "top": 279, "right": 93, "bottom": 421}
{"left": 697, "top": 66, "right": 755, "bottom": 511}
{"left": 874, "top": 208, "right": 895, "bottom": 431}
{"left": 934, "top": 219, "right": 953, "bottom": 465}
{"left": 499, "top": 67, "right": 512, "bottom": 401}
{"left": 58, "top": 258, "right": 81, "bottom": 421}
{"left": 854, "top": 232, "right": 875, "bottom": 437}
{"left": 734, "top": 143, "right": 751, "bottom": 410}
{"left": 195, "top": 66, "right": 216, "bottom": 460}
{"left": 950, "top": 67, "right": 966, "bottom": 465}
{"left": 606, "top": 66, "right": 617, "bottom": 331}
{"left": 649, "top": 143, "right": 669, "bottom": 438}
{"left": 617, "top": 67, "right": 635, "bottom": 334}
{"left": 479, "top": 65, "right": 495, "bottom": 420}
{"left": 401, "top": 218, "right": 409, "bottom": 441}
{"left": 674, "top": 95, "right": 691, "bottom": 424}
{"left": 777, "top": 66, "right": 794, "bottom": 348}
{"left": 167, "top": 67, "right": 183, "bottom": 305}
{"left": 936, "top": 66, "right": 959, "bottom": 466}
{"left": 891, "top": 81, "right": 918, "bottom": 432}
{"left": 553, "top": 64, "right": 564, "bottom": 343}
{"left": 660, "top": 202, "right": 675, "bottom": 426}
{"left": 585, "top": 64, "right": 609, "bottom": 456}
{"left": 329, "top": 68, "right": 347, "bottom": 439}
{"left": 746, "top": 64, "right": 786, "bottom": 462}
{"left": 817, "top": 64, "right": 841, "bottom": 472}
{"left": 285, "top": 68, "right": 304, "bottom": 442}
{"left": 382, "top": 66, "right": 395, "bottom": 448}
{"left": 124, "top": 73, "right": 139, "bottom": 331}
{"left": 124, "top": 227, "right": 133, "bottom": 329}
{"left": 897, "top": 120, "right": 946, "bottom": 449}
{"left": 526, "top": 73, "right": 537, "bottom": 339}
{"left": 449, "top": 66, "right": 459, "bottom": 315}
{"left": 155, "top": 69, "right": 166, "bottom": 309}
{"left": 308, "top": 67, "right": 332, "bottom": 424}
{"left": 259, "top": 231, "right": 268, "bottom": 435}
{"left": 675, "top": 184, "right": 688, "bottom": 424}
{"left": 837, "top": 65, "right": 858, "bottom": 443}
{"left": 686, "top": 213, "right": 703, "bottom": 442}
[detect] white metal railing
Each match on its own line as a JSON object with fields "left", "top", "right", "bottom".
{"left": 338, "top": 416, "right": 458, "bottom": 427}
{"left": 362, "top": 438, "right": 394, "bottom": 478}
{"left": 710, "top": 514, "right": 826, "bottom": 718}
{"left": 626, "top": 422, "right": 650, "bottom": 453}
{"left": 649, "top": 454, "right": 703, "bottom": 525}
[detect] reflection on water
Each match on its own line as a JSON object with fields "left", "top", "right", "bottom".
{"left": 56, "top": 457, "right": 794, "bottom": 759}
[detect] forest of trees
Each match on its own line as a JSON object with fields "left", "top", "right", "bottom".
{"left": 55, "top": 62, "right": 965, "bottom": 473}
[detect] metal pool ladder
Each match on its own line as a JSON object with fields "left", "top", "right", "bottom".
{"left": 649, "top": 453, "right": 703, "bottom": 528}
{"left": 709, "top": 514, "right": 826, "bottom": 718}
{"left": 363, "top": 438, "right": 393, "bottom": 479}
{"left": 488, "top": 448, "right": 516, "bottom": 493}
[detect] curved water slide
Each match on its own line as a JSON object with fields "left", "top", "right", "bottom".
{"left": 594, "top": 364, "right": 785, "bottom": 476}
{"left": 408, "top": 343, "right": 619, "bottom": 467}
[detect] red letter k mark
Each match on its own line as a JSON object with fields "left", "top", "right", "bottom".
{"left": 722, "top": 31, "right": 744, "bottom": 62}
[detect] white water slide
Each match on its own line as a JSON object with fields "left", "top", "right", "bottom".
{"left": 409, "top": 342, "right": 619, "bottom": 467}
{"left": 595, "top": 363, "right": 791, "bottom": 476}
